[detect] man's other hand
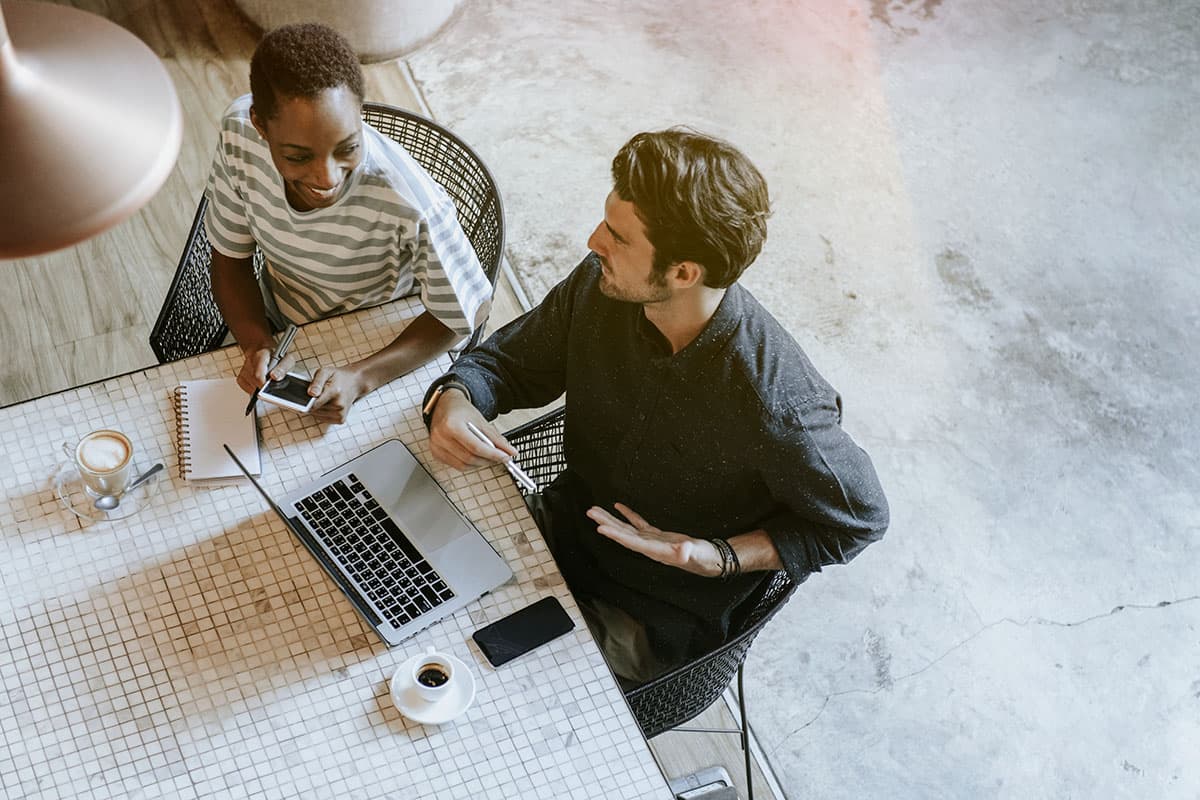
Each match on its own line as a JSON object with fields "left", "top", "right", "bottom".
{"left": 587, "top": 503, "right": 723, "bottom": 577}
{"left": 428, "top": 389, "right": 517, "bottom": 470}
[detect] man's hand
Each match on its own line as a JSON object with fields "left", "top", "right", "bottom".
{"left": 305, "top": 365, "right": 368, "bottom": 424}
{"left": 586, "top": 503, "right": 723, "bottom": 577}
{"left": 237, "top": 343, "right": 297, "bottom": 395}
{"left": 428, "top": 388, "right": 517, "bottom": 470}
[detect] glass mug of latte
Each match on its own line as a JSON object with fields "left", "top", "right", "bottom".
{"left": 63, "top": 429, "right": 135, "bottom": 497}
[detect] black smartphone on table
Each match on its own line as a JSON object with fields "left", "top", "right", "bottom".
{"left": 472, "top": 596, "right": 575, "bottom": 667}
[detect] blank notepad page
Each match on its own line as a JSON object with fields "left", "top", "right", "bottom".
{"left": 173, "top": 378, "right": 261, "bottom": 481}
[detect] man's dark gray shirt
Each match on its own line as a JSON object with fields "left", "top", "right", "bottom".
{"left": 436, "top": 254, "right": 889, "bottom": 666}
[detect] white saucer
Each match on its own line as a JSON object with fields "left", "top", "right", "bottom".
{"left": 390, "top": 653, "right": 476, "bottom": 725}
{"left": 53, "top": 460, "right": 160, "bottom": 523}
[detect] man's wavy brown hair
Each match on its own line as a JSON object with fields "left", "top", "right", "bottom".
{"left": 612, "top": 129, "right": 771, "bottom": 288}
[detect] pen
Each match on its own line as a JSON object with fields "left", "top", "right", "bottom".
{"left": 465, "top": 421, "right": 538, "bottom": 493}
{"left": 244, "top": 324, "right": 298, "bottom": 416}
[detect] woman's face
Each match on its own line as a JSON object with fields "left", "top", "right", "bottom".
{"left": 251, "top": 85, "right": 363, "bottom": 211}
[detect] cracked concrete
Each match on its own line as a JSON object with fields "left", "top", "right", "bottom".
{"left": 404, "top": 0, "right": 1200, "bottom": 796}
{"left": 762, "top": 597, "right": 1200, "bottom": 798}
{"left": 776, "top": 595, "right": 1200, "bottom": 747}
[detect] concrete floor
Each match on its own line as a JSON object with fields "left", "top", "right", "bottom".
{"left": 404, "top": 1, "right": 1200, "bottom": 798}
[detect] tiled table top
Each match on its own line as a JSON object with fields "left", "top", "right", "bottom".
{"left": 0, "top": 299, "right": 670, "bottom": 800}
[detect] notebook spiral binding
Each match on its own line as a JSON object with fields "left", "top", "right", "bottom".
{"left": 172, "top": 384, "right": 193, "bottom": 479}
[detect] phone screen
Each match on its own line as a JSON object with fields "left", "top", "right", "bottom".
{"left": 472, "top": 596, "right": 575, "bottom": 667}
{"left": 261, "top": 373, "right": 312, "bottom": 406}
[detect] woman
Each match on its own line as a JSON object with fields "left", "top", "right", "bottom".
{"left": 205, "top": 23, "right": 491, "bottom": 423}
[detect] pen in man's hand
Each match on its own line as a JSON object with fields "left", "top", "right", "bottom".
{"left": 464, "top": 421, "right": 538, "bottom": 493}
{"left": 244, "top": 324, "right": 298, "bottom": 416}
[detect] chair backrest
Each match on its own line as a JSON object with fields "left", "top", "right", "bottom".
{"left": 503, "top": 406, "right": 797, "bottom": 738}
{"left": 361, "top": 103, "right": 504, "bottom": 315}
{"left": 502, "top": 407, "right": 568, "bottom": 494}
{"left": 147, "top": 196, "right": 233, "bottom": 363}
{"left": 148, "top": 102, "right": 504, "bottom": 363}
{"left": 626, "top": 569, "right": 795, "bottom": 738}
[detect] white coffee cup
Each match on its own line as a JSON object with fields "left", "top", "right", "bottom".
{"left": 412, "top": 646, "right": 454, "bottom": 702}
{"left": 65, "top": 429, "right": 134, "bottom": 497}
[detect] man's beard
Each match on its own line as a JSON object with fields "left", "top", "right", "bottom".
{"left": 597, "top": 262, "right": 671, "bottom": 304}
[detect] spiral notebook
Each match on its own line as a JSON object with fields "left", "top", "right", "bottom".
{"left": 171, "top": 378, "right": 261, "bottom": 482}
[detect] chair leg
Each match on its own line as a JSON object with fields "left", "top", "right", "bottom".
{"left": 737, "top": 666, "right": 753, "bottom": 800}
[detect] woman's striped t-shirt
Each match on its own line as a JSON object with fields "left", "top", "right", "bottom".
{"left": 203, "top": 95, "right": 491, "bottom": 338}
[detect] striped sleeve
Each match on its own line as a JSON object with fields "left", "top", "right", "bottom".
{"left": 203, "top": 135, "right": 256, "bottom": 260}
{"left": 412, "top": 198, "right": 492, "bottom": 338}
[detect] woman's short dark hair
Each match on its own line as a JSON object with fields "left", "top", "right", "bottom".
{"left": 250, "top": 23, "right": 364, "bottom": 120}
{"left": 611, "top": 129, "right": 771, "bottom": 288}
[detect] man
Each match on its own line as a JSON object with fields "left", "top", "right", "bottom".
{"left": 205, "top": 24, "right": 491, "bottom": 423}
{"left": 425, "top": 129, "right": 889, "bottom": 684}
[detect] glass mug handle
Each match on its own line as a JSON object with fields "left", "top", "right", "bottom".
{"left": 62, "top": 441, "right": 74, "bottom": 461}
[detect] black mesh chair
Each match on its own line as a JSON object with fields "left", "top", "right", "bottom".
{"left": 504, "top": 407, "right": 797, "bottom": 800}
{"left": 148, "top": 102, "right": 504, "bottom": 363}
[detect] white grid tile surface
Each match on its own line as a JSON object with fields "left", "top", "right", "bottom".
{"left": 0, "top": 299, "right": 670, "bottom": 800}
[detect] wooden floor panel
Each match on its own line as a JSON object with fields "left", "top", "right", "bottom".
{"left": 0, "top": 262, "right": 70, "bottom": 404}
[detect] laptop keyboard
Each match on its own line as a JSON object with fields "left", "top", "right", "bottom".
{"left": 294, "top": 473, "right": 455, "bottom": 629}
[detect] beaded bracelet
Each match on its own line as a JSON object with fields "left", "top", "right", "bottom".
{"left": 710, "top": 538, "right": 727, "bottom": 579}
{"left": 711, "top": 538, "right": 729, "bottom": 579}
{"left": 725, "top": 539, "right": 742, "bottom": 579}
{"left": 711, "top": 538, "right": 741, "bottom": 580}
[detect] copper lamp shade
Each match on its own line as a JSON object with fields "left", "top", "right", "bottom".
{"left": 0, "top": 1, "right": 182, "bottom": 258}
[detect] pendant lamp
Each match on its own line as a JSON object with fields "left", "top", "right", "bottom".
{"left": 0, "top": 0, "right": 182, "bottom": 258}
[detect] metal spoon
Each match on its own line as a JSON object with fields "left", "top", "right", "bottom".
{"left": 93, "top": 463, "right": 164, "bottom": 511}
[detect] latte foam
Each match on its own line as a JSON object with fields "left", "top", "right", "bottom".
{"left": 78, "top": 432, "right": 130, "bottom": 473}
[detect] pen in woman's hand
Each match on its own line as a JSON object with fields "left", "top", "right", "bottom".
{"left": 244, "top": 324, "right": 298, "bottom": 416}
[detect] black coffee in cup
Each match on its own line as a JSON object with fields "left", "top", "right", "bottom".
{"left": 417, "top": 664, "right": 449, "bottom": 687}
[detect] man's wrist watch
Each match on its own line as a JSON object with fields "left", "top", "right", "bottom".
{"left": 421, "top": 377, "right": 472, "bottom": 428}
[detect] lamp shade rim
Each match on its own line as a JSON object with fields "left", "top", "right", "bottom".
{"left": 0, "top": 1, "right": 183, "bottom": 259}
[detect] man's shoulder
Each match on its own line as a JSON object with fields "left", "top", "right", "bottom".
{"left": 510, "top": 253, "right": 611, "bottom": 330}
{"left": 724, "top": 285, "right": 838, "bottom": 420}
{"left": 567, "top": 252, "right": 604, "bottom": 290}
{"left": 535, "top": 253, "right": 606, "bottom": 303}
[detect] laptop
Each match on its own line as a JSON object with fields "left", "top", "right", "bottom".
{"left": 223, "top": 439, "right": 512, "bottom": 646}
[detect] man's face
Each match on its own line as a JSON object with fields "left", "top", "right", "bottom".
{"left": 586, "top": 191, "right": 671, "bottom": 304}
{"left": 252, "top": 85, "right": 363, "bottom": 211}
